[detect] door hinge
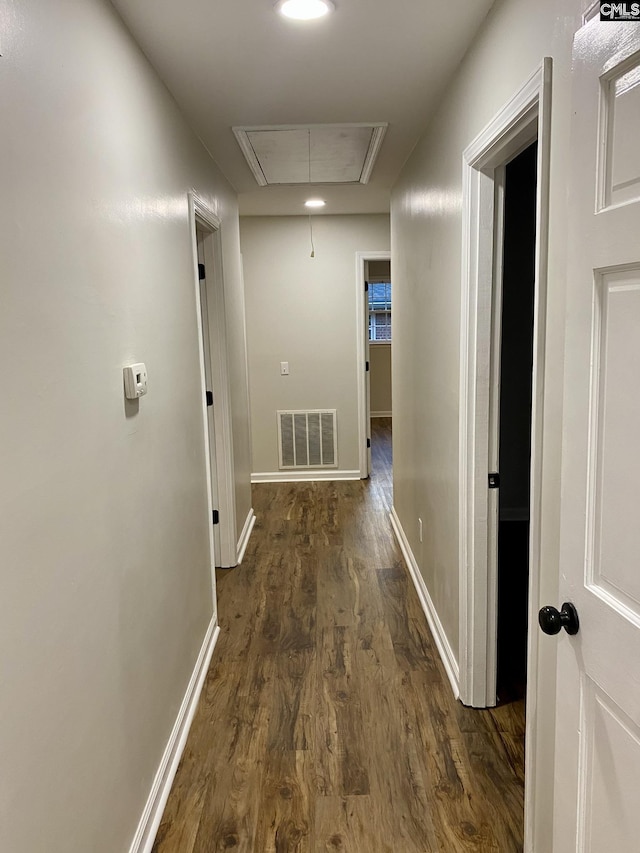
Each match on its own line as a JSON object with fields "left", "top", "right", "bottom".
{"left": 212, "top": 510, "right": 219, "bottom": 525}
{"left": 365, "top": 361, "right": 370, "bottom": 372}
{"left": 198, "top": 263, "right": 206, "bottom": 281}
{"left": 488, "top": 472, "right": 500, "bottom": 489}
{"left": 365, "top": 281, "right": 369, "bottom": 292}
{"left": 206, "top": 390, "right": 213, "bottom": 407}
{"left": 367, "top": 438, "right": 371, "bottom": 448}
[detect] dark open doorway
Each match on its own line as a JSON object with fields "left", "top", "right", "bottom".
{"left": 496, "top": 140, "right": 538, "bottom": 701}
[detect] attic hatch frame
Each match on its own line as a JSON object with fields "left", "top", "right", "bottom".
{"left": 233, "top": 122, "right": 388, "bottom": 187}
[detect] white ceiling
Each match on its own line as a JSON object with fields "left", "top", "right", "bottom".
{"left": 111, "top": 0, "right": 496, "bottom": 216}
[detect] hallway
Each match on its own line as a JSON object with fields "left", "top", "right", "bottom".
{"left": 153, "top": 421, "right": 525, "bottom": 852}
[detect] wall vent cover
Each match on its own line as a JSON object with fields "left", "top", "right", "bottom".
{"left": 277, "top": 410, "right": 337, "bottom": 469}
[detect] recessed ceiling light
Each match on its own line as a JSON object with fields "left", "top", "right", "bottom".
{"left": 305, "top": 198, "right": 326, "bottom": 208}
{"left": 276, "top": 0, "right": 335, "bottom": 21}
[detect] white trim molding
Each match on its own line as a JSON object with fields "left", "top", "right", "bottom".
{"left": 128, "top": 618, "right": 220, "bottom": 853}
{"left": 458, "top": 59, "right": 553, "bottom": 853}
{"left": 360, "top": 125, "right": 388, "bottom": 184}
{"left": 189, "top": 192, "right": 238, "bottom": 571}
{"left": 390, "top": 507, "right": 460, "bottom": 699}
{"left": 459, "top": 58, "right": 552, "bottom": 706}
{"left": 355, "top": 250, "right": 391, "bottom": 478}
{"left": 251, "top": 469, "right": 361, "bottom": 484}
{"left": 582, "top": 0, "right": 600, "bottom": 24}
{"left": 236, "top": 508, "right": 256, "bottom": 564}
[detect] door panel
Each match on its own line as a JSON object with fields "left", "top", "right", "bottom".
{"left": 577, "top": 678, "right": 640, "bottom": 852}
{"left": 197, "top": 232, "right": 221, "bottom": 565}
{"left": 554, "top": 20, "right": 640, "bottom": 851}
{"left": 603, "top": 60, "right": 640, "bottom": 208}
{"left": 589, "top": 268, "right": 640, "bottom": 616}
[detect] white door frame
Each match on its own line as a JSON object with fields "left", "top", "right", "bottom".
{"left": 196, "top": 229, "right": 222, "bottom": 568}
{"left": 458, "top": 58, "right": 552, "bottom": 850}
{"left": 356, "top": 250, "right": 391, "bottom": 478}
{"left": 189, "top": 192, "right": 238, "bottom": 570}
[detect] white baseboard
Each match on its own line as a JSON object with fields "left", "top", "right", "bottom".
{"left": 236, "top": 508, "right": 256, "bottom": 564}
{"left": 251, "top": 469, "right": 361, "bottom": 483}
{"left": 128, "top": 618, "right": 220, "bottom": 853}
{"left": 371, "top": 411, "right": 392, "bottom": 418}
{"left": 389, "top": 507, "right": 460, "bottom": 699}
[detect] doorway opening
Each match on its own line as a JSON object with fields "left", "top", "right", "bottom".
{"left": 458, "top": 60, "right": 552, "bottom": 852}
{"left": 190, "top": 194, "right": 238, "bottom": 573}
{"left": 366, "top": 258, "right": 393, "bottom": 494}
{"left": 496, "top": 141, "right": 537, "bottom": 701}
{"left": 195, "top": 227, "right": 222, "bottom": 569}
{"left": 356, "top": 250, "right": 392, "bottom": 485}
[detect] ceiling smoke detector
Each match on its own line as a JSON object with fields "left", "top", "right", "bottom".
{"left": 275, "top": 0, "right": 335, "bottom": 20}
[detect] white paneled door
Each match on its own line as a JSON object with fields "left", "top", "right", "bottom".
{"left": 552, "top": 19, "right": 640, "bottom": 852}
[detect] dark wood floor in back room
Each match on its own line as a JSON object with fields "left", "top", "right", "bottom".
{"left": 153, "top": 418, "right": 525, "bottom": 853}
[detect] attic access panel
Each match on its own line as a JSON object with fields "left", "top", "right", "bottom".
{"left": 233, "top": 123, "right": 387, "bottom": 186}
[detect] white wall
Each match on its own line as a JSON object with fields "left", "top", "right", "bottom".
{"left": 0, "top": 2, "right": 251, "bottom": 851}
{"left": 391, "top": 0, "right": 585, "bottom": 847}
{"left": 241, "top": 214, "right": 390, "bottom": 477}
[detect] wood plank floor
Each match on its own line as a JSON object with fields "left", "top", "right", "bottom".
{"left": 153, "top": 418, "right": 525, "bottom": 852}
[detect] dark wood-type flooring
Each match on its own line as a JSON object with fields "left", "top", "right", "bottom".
{"left": 153, "top": 418, "right": 525, "bottom": 852}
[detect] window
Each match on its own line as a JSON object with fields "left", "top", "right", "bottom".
{"left": 368, "top": 280, "right": 391, "bottom": 341}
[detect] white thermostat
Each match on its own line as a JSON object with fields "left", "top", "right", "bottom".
{"left": 123, "top": 363, "right": 148, "bottom": 399}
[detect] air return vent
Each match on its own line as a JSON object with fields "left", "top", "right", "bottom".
{"left": 278, "top": 410, "right": 337, "bottom": 469}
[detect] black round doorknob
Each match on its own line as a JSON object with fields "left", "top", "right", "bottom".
{"left": 538, "top": 602, "right": 580, "bottom": 636}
